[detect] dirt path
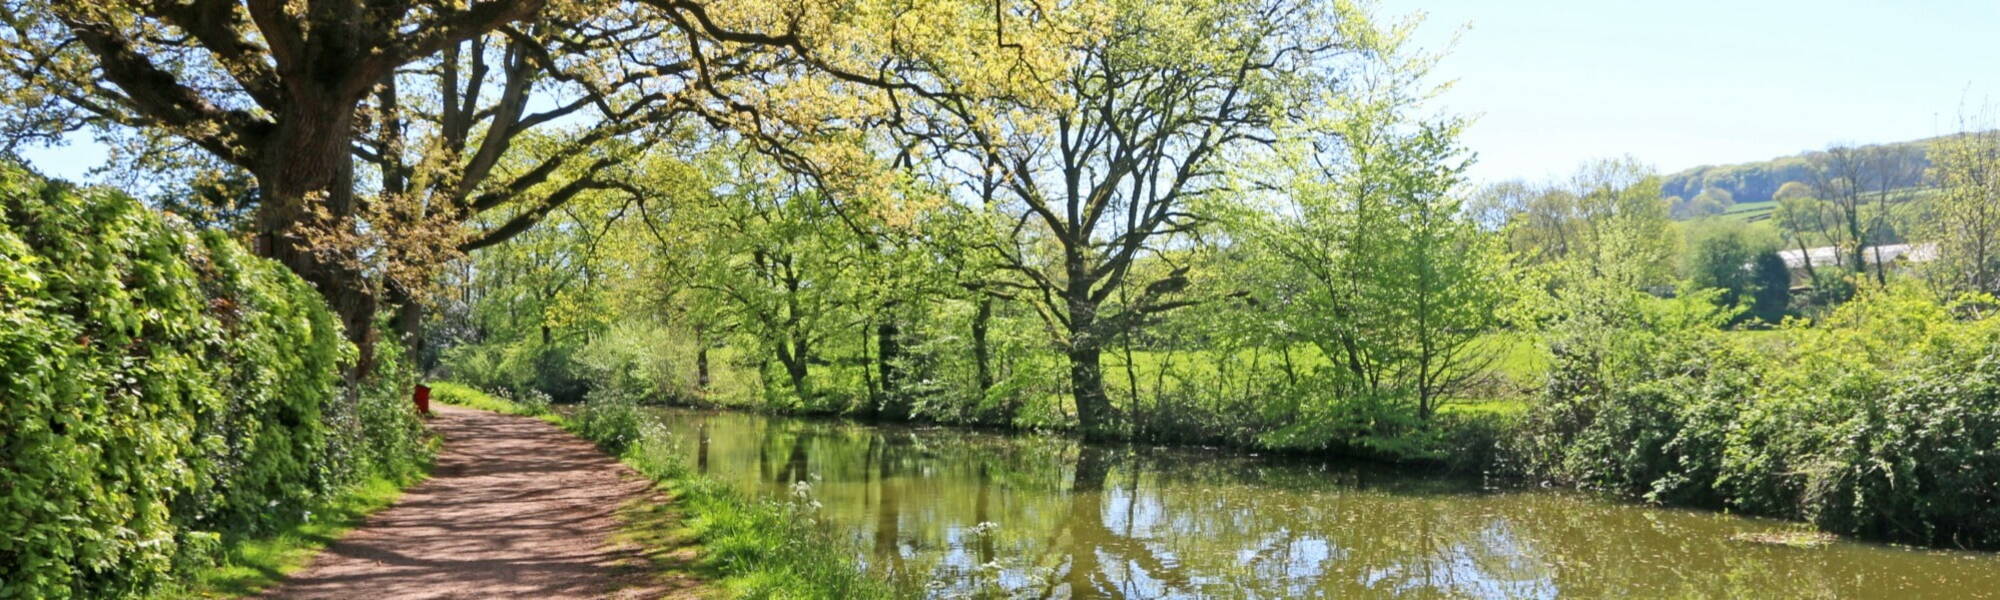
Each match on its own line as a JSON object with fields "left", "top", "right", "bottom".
{"left": 263, "top": 405, "right": 697, "bottom": 599}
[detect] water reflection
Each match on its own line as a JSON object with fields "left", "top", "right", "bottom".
{"left": 647, "top": 408, "right": 2000, "bottom": 599}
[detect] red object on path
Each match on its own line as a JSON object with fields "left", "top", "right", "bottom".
{"left": 414, "top": 384, "right": 431, "bottom": 415}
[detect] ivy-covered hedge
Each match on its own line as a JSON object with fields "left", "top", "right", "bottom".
{"left": 0, "top": 166, "right": 429, "bottom": 597}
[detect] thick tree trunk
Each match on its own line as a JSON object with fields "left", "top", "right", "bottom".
{"left": 1068, "top": 341, "right": 1112, "bottom": 440}
{"left": 254, "top": 95, "right": 380, "bottom": 381}
{"left": 778, "top": 342, "right": 810, "bottom": 401}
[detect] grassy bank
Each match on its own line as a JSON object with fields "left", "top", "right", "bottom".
{"left": 430, "top": 383, "right": 899, "bottom": 599}
{"left": 168, "top": 469, "right": 430, "bottom": 598}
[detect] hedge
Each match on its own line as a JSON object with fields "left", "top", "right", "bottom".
{"left": 0, "top": 166, "right": 428, "bottom": 598}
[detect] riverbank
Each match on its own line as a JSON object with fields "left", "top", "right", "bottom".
{"left": 632, "top": 400, "right": 2000, "bottom": 598}
{"left": 429, "top": 383, "right": 905, "bottom": 598}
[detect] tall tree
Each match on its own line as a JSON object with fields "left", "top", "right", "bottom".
{"left": 1925, "top": 127, "right": 2000, "bottom": 294}
{"left": 909, "top": 0, "right": 1371, "bottom": 437}
{"left": 1249, "top": 82, "right": 1503, "bottom": 421}
{"left": 1808, "top": 143, "right": 1918, "bottom": 281}
{"left": 0, "top": 0, "right": 1013, "bottom": 374}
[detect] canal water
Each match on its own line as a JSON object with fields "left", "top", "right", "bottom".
{"left": 649, "top": 407, "right": 2000, "bottom": 599}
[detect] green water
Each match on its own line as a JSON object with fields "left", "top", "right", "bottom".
{"left": 649, "top": 408, "right": 2000, "bottom": 599}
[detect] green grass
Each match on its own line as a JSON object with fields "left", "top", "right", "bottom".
{"left": 1439, "top": 398, "right": 1529, "bottom": 417}
{"left": 169, "top": 470, "right": 429, "bottom": 598}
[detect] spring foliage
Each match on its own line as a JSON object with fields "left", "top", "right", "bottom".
{"left": 1517, "top": 282, "right": 2000, "bottom": 548}
{"left": 0, "top": 166, "right": 428, "bottom": 597}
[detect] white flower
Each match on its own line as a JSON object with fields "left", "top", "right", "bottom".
{"left": 971, "top": 521, "right": 1001, "bottom": 536}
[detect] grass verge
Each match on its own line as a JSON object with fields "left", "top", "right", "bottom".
{"left": 168, "top": 468, "right": 430, "bottom": 598}
{"left": 434, "top": 384, "right": 900, "bottom": 599}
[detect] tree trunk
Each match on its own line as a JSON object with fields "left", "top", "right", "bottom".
{"left": 972, "top": 298, "right": 994, "bottom": 397}
{"left": 876, "top": 315, "right": 907, "bottom": 420}
{"left": 695, "top": 345, "right": 711, "bottom": 391}
{"left": 778, "top": 341, "right": 810, "bottom": 401}
{"left": 253, "top": 94, "right": 379, "bottom": 381}
{"left": 1068, "top": 341, "right": 1112, "bottom": 440}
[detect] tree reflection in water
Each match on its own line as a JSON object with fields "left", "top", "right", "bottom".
{"left": 652, "top": 408, "right": 2000, "bottom": 599}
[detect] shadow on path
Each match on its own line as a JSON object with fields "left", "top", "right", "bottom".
{"left": 262, "top": 405, "right": 699, "bottom": 599}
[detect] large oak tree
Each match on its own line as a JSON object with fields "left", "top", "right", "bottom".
{"left": 0, "top": 0, "right": 1016, "bottom": 374}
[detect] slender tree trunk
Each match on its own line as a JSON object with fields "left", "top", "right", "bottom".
{"left": 972, "top": 298, "right": 994, "bottom": 397}
{"left": 876, "top": 311, "right": 907, "bottom": 420}
{"left": 695, "top": 345, "right": 711, "bottom": 391}
{"left": 696, "top": 422, "right": 710, "bottom": 473}
{"left": 1796, "top": 238, "right": 1818, "bottom": 283}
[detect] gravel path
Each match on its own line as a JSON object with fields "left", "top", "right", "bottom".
{"left": 263, "top": 405, "right": 695, "bottom": 599}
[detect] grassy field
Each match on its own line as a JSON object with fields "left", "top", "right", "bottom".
{"left": 1720, "top": 200, "right": 1777, "bottom": 222}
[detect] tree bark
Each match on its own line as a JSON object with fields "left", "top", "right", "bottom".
{"left": 1068, "top": 340, "right": 1112, "bottom": 440}
{"left": 253, "top": 93, "right": 380, "bottom": 380}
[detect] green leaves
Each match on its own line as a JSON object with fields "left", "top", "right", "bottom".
{"left": 0, "top": 166, "right": 428, "bottom": 598}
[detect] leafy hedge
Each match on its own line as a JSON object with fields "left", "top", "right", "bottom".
{"left": 1516, "top": 284, "right": 2000, "bottom": 549}
{"left": 0, "top": 166, "right": 429, "bottom": 597}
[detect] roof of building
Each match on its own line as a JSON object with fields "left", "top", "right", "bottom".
{"left": 1774, "top": 242, "right": 1938, "bottom": 269}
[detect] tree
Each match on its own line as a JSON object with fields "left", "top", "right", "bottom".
{"left": 1684, "top": 222, "right": 1766, "bottom": 310}
{"left": 1503, "top": 158, "right": 1676, "bottom": 290}
{"left": 909, "top": 0, "right": 1373, "bottom": 437}
{"left": 1749, "top": 249, "right": 1790, "bottom": 324}
{"left": 1773, "top": 192, "right": 1830, "bottom": 281}
{"left": 1809, "top": 143, "right": 1919, "bottom": 283}
{"left": 0, "top": 0, "right": 562, "bottom": 373}
{"left": 1924, "top": 127, "right": 2000, "bottom": 295}
{"left": 0, "top": 0, "right": 1013, "bottom": 375}
{"left": 1773, "top": 180, "right": 1813, "bottom": 202}
{"left": 1250, "top": 86, "right": 1503, "bottom": 421}
{"left": 1693, "top": 187, "right": 1734, "bottom": 211}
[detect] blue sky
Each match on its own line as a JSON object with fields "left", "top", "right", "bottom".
{"left": 23, "top": 2, "right": 2000, "bottom": 185}
{"left": 1377, "top": 0, "right": 2000, "bottom": 182}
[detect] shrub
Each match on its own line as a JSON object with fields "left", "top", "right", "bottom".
{"left": 0, "top": 167, "right": 429, "bottom": 597}
{"left": 1517, "top": 283, "right": 2000, "bottom": 548}
{"left": 571, "top": 397, "right": 646, "bottom": 454}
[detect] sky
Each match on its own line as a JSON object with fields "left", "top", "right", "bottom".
{"left": 1374, "top": 0, "right": 2000, "bottom": 183}
{"left": 21, "top": 1, "right": 2000, "bottom": 186}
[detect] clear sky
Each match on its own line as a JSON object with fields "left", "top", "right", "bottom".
{"left": 1376, "top": 0, "right": 2000, "bottom": 183}
{"left": 22, "top": 2, "right": 2000, "bottom": 186}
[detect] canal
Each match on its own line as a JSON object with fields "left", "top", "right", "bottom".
{"left": 649, "top": 407, "right": 2000, "bottom": 599}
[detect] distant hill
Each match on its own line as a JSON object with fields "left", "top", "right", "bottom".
{"left": 1660, "top": 136, "right": 1942, "bottom": 205}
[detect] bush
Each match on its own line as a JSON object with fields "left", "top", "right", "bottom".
{"left": 571, "top": 397, "right": 646, "bottom": 454}
{"left": 0, "top": 167, "right": 429, "bottom": 597}
{"left": 1517, "top": 283, "right": 2000, "bottom": 548}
